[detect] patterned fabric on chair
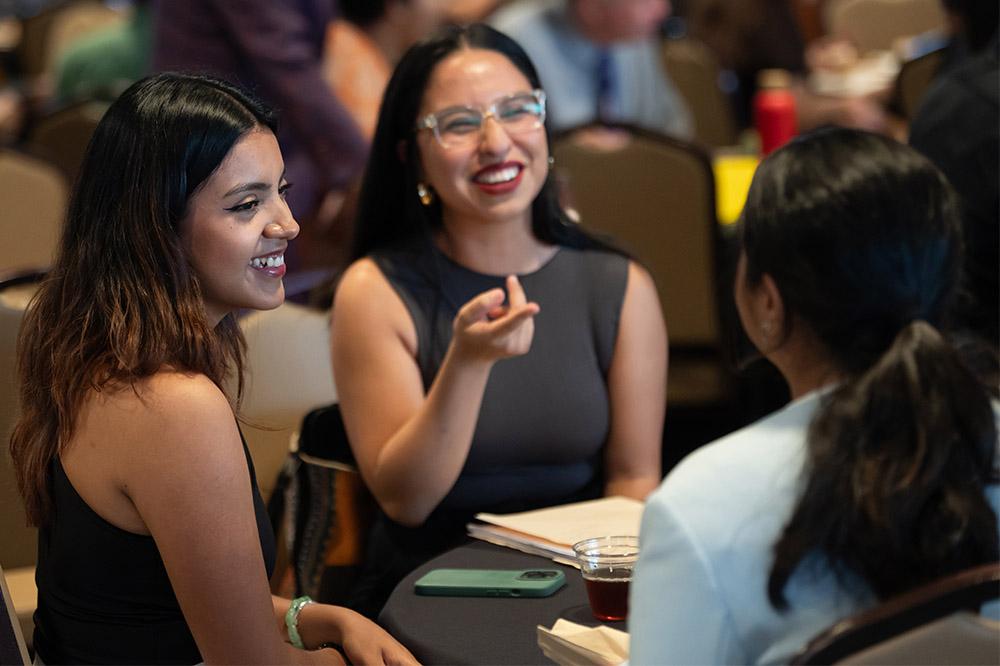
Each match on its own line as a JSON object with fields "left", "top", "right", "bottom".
{"left": 284, "top": 404, "right": 375, "bottom": 606}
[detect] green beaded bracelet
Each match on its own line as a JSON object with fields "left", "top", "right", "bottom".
{"left": 285, "top": 595, "right": 314, "bottom": 649}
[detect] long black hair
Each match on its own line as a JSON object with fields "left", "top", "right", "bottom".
{"left": 12, "top": 72, "right": 276, "bottom": 525}
{"left": 739, "top": 128, "right": 999, "bottom": 608}
{"left": 350, "top": 23, "right": 616, "bottom": 260}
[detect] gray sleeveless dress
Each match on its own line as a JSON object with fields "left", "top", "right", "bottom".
{"left": 349, "top": 242, "right": 629, "bottom": 617}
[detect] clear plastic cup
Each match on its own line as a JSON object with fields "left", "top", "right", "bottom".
{"left": 571, "top": 536, "right": 639, "bottom": 621}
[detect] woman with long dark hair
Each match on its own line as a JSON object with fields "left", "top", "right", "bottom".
{"left": 11, "top": 73, "right": 415, "bottom": 665}
{"left": 331, "top": 23, "right": 667, "bottom": 616}
{"left": 629, "top": 128, "right": 999, "bottom": 664}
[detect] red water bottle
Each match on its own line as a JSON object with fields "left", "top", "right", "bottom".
{"left": 753, "top": 69, "right": 797, "bottom": 155}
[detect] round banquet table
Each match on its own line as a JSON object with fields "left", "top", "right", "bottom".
{"left": 378, "top": 540, "right": 626, "bottom": 665}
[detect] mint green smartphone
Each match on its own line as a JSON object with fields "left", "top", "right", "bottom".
{"left": 413, "top": 568, "right": 566, "bottom": 598}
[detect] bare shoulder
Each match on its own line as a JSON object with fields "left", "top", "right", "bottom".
{"left": 626, "top": 260, "right": 658, "bottom": 295}
{"left": 97, "top": 371, "right": 233, "bottom": 437}
{"left": 334, "top": 257, "right": 398, "bottom": 310}
{"left": 89, "top": 370, "right": 241, "bottom": 469}
{"left": 133, "top": 370, "right": 232, "bottom": 420}
{"left": 619, "top": 260, "right": 667, "bottom": 344}
{"left": 65, "top": 370, "right": 243, "bottom": 534}
{"left": 333, "top": 257, "right": 415, "bottom": 351}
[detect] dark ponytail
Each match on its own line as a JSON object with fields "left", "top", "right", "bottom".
{"left": 768, "top": 321, "right": 998, "bottom": 608}
{"left": 738, "top": 128, "right": 999, "bottom": 610}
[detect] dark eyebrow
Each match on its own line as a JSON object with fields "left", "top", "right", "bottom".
{"left": 430, "top": 93, "right": 536, "bottom": 118}
{"left": 223, "top": 170, "right": 288, "bottom": 198}
{"left": 433, "top": 104, "right": 478, "bottom": 117}
{"left": 224, "top": 182, "right": 269, "bottom": 198}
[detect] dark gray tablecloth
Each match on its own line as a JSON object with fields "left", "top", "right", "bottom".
{"left": 378, "top": 540, "right": 625, "bottom": 665}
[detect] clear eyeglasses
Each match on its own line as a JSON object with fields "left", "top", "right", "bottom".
{"left": 416, "top": 89, "right": 547, "bottom": 149}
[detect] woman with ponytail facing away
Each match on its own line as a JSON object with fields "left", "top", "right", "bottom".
{"left": 629, "top": 127, "right": 999, "bottom": 665}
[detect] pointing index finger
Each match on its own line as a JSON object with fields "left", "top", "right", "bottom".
{"left": 506, "top": 274, "right": 527, "bottom": 308}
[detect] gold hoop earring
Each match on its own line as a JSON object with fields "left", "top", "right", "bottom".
{"left": 417, "top": 182, "right": 435, "bottom": 206}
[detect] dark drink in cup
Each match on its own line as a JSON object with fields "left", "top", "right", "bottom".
{"left": 572, "top": 536, "right": 639, "bottom": 622}
{"left": 583, "top": 573, "right": 630, "bottom": 621}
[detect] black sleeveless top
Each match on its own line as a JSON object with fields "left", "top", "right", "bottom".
{"left": 350, "top": 244, "right": 628, "bottom": 617}
{"left": 33, "top": 432, "right": 275, "bottom": 665}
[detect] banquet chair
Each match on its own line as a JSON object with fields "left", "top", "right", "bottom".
{"left": 895, "top": 48, "right": 945, "bottom": 120}
{"left": 792, "top": 562, "right": 1000, "bottom": 665}
{"left": 1, "top": 565, "right": 30, "bottom": 666}
{"left": 26, "top": 100, "right": 108, "bottom": 184}
{"left": 17, "top": 0, "right": 70, "bottom": 79}
{"left": 824, "top": 0, "right": 946, "bottom": 53}
{"left": 236, "top": 302, "right": 338, "bottom": 595}
{"left": 236, "top": 301, "right": 337, "bottom": 503}
{"left": 552, "top": 124, "right": 733, "bottom": 410}
{"left": 0, "top": 150, "right": 67, "bottom": 273}
{"left": 16, "top": 0, "right": 124, "bottom": 79}
{"left": 39, "top": 0, "right": 125, "bottom": 75}
{"left": 0, "top": 270, "right": 45, "bottom": 653}
{"left": 661, "top": 37, "right": 738, "bottom": 149}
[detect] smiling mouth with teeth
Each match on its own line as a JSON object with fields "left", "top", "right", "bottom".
{"left": 250, "top": 254, "right": 285, "bottom": 269}
{"left": 475, "top": 165, "right": 521, "bottom": 184}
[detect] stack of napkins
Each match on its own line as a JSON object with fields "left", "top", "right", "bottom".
{"left": 537, "top": 619, "right": 629, "bottom": 666}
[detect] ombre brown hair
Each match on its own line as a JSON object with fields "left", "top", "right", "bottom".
{"left": 10, "top": 73, "right": 277, "bottom": 526}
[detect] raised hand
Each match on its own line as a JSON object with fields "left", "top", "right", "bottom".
{"left": 451, "top": 275, "right": 540, "bottom": 364}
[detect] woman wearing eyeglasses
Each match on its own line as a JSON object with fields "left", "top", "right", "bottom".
{"left": 330, "top": 23, "right": 667, "bottom": 617}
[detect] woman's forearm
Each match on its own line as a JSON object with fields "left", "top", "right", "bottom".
{"left": 364, "top": 345, "right": 494, "bottom": 525}
{"left": 605, "top": 473, "right": 660, "bottom": 502}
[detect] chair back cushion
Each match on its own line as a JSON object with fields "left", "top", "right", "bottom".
{"left": 794, "top": 562, "right": 1000, "bottom": 664}
{"left": 897, "top": 49, "right": 944, "bottom": 120}
{"left": 842, "top": 612, "right": 1000, "bottom": 665}
{"left": 0, "top": 151, "right": 67, "bottom": 273}
{"left": 553, "top": 126, "right": 720, "bottom": 348}
{"left": 237, "top": 302, "right": 336, "bottom": 501}
{"left": 825, "top": 0, "right": 946, "bottom": 53}
{"left": 0, "top": 278, "right": 40, "bottom": 569}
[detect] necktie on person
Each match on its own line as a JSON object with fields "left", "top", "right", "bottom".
{"left": 596, "top": 49, "right": 616, "bottom": 123}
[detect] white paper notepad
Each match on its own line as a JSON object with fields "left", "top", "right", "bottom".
{"left": 467, "top": 496, "right": 644, "bottom": 563}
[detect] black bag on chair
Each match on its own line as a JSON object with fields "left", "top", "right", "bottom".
{"left": 273, "top": 404, "right": 375, "bottom": 604}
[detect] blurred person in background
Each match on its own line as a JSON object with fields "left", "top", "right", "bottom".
{"left": 932, "top": 0, "right": 1000, "bottom": 73}
{"left": 440, "top": 0, "right": 510, "bottom": 23}
{"left": 679, "top": 0, "right": 887, "bottom": 133}
{"left": 909, "top": 1, "right": 998, "bottom": 352}
{"left": 53, "top": 0, "right": 151, "bottom": 105}
{"left": 491, "top": 0, "right": 692, "bottom": 137}
{"left": 151, "top": 0, "right": 369, "bottom": 274}
{"left": 323, "top": 0, "right": 443, "bottom": 139}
